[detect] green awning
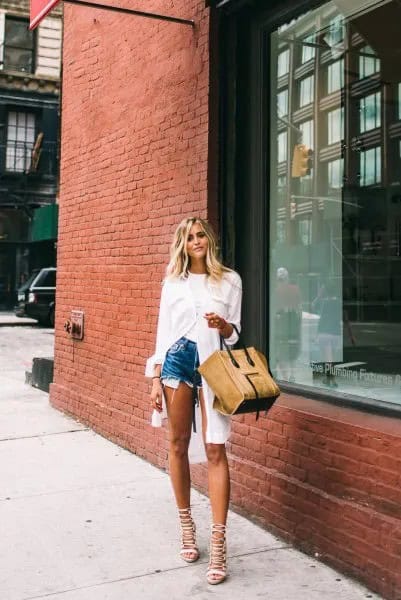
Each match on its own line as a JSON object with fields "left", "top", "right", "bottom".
{"left": 31, "top": 204, "right": 58, "bottom": 241}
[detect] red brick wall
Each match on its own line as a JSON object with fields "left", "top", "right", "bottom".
{"left": 52, "top": 0, "right": 210, "bottom": 471}
{"left": 223, "top": 398, "right": 401, "bottom": 600}
{"left": 51, "top": 3, "right": 401, "bottom": 599}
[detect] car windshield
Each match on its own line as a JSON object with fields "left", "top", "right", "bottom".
{"left": 33, "top": 269, "right": 56, "bottom": 288}
{"left": 18, "top": 270, "right": 40, "bottom": 293}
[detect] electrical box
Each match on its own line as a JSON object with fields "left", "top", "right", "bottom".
{"left": 65, "top": 310, "right": 84, "bottom": 340}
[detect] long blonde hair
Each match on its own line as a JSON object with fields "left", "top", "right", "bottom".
{"left": 166, "top": 217, "right": 230, "bottom": 281}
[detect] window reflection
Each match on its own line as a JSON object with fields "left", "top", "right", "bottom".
{"left": 277, "top": 49, "right": 290, "bottom": 77}
{"left": 327, "top": 59, "right": 344, "bottom": 93}
{"left": 299, "top": 75, "right": 314, "bottom": 106}
{"left": 328, "top": 159, "right": 343, "bottom": 189}
{"left": 360, "top": 93, "right": 381, "bottom": 133}
{"left": 278, "top": 132, "right": 287, "bottom": 163}
{"left": 269, "top": 0, "right": 401, "bottom": 408}
{"left": 277, "top": 89, "right": 289, "bottom": 116}
{"left": 359, "top": 45, "right": 380, "bottom": 79}
{"left": 301, "top": 33, "right": 316, "bottom": 64}
{"left": 360, "top": 147, "right": 381, "bottom": 186}
{"left": 299, "top": 120, "right": 314, "bottom": 150}
{"left": 328, "top": 108, "right": 344, "bottom": 145}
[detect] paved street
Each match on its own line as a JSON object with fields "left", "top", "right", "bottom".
{"left": 0, "top": 323, "right": 383, "bottom": 600}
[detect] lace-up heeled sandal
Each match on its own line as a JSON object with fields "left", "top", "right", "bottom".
{"left": 178, "top": 507, "right": 199, "bottom": 563}
{"left": 207, "top": 523, "right": 227, "bottom": 585}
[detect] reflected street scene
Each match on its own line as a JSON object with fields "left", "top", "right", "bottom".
{"left": 269, "top": 0, "right": 401, "bottom": 406}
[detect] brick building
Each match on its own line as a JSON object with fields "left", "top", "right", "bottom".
{"left": 50, "top": 1, "right": 401, "bottom": 598}
{"left": 0, "top": 0, "right": 61, "bottom": 308}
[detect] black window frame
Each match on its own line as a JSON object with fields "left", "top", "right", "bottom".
{"left": 216, "top": 0, "right": 401, "bottom": 418}
{"left": 3, "top": 15, "right": 36, "bottom": 74}
{"left": 4, "top": 109, "right": 37, "bottom": 174}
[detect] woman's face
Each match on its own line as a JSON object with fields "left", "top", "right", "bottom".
{"left": 186, "top": 222, "right": 208, "bottom": 262}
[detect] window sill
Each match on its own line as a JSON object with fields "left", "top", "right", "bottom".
{"left": 277, "top": 379, "right": 401, "bottom": 423}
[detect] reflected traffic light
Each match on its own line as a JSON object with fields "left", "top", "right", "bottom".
{"left": 291, "top": 143, "right": 314, "bottom": 177}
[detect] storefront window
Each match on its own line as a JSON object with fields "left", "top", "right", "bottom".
{"left": 269, "top": 0, "right": 401, "bottom": 408}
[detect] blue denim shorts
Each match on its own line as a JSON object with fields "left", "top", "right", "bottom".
{"left": 161, "top": 337, "right": 202, "bottom": 389}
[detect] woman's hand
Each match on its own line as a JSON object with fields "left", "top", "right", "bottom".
{"left": 204, "top": 313, "right": 233, "bottom": 338}
{"left": 150, "top": 378, "right": 163, "bottom": 413}
{"left": 204, "top": 312, "right": 226, "bottom": 329}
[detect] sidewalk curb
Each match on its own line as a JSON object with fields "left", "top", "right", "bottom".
{"left": 0, "top": 320, "right": 38, "bottom": 327}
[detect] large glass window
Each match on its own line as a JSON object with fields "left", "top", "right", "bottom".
{"left": 3, "top": 17, "right": 35, "bottom": 74}
{"left": 6, "top": 112, "right": 36, "bottom": 173}
{"left": 269, "top": 0, "right": 401, "bottom": 409}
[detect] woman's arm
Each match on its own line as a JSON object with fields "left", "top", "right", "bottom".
{"left": 148, "top": 282, "right": 171, "bottom": 412}
{"left": 145, "top": 281, "right": 171, "bottom": 378}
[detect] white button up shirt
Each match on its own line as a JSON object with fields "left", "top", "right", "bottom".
{"left": 146, "top": 270, "right": 242, "bottom": 446}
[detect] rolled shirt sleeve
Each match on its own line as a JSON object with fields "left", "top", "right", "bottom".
{"left": 224, "top": 272, "right": 242, "bottom": 345}
{"left": 145, "top": 282, "right": 171, "bottom": 377}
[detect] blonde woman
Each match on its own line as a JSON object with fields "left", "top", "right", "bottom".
{"left": 145, "top": 217, "right": 242, "bottom": 585}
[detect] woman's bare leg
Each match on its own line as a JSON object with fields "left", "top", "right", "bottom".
{"left": 199, "top": 389, "right": 229, "bottom": 583}
{"left": 164, "top": 383, "right": 199, "bottom": 562}
{"left": 164, "top": 383, "right": 193, "bottom": 508}
{"left": 199, "top": 389, "right": 230, "bottom": 523}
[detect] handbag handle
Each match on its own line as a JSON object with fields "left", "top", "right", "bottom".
{"left": 220, "top": 324, "right": 255, "bottom": 368}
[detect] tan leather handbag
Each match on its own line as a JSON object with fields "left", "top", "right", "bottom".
{"left": 198, "top": 326, "right": 280, "bottom": 419}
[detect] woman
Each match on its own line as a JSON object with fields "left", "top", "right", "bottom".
{"left": 145, "top": 217, "right": 242, "bottom": 585}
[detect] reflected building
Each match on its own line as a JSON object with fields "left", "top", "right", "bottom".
{"left": 268, "top": 1, "right": 401, "bottom": 402}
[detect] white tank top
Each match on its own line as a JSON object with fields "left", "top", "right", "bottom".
{"left": 185, "top": 273, "right": 209, "bottom": 342}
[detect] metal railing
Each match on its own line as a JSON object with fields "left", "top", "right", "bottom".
{"left": 0, "top": 140, "right": 58, "bottom": 178}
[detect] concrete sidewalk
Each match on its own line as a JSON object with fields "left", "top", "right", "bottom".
{"left": 0, "top": 310, "right": 38, "bottom": 326}
{"left": 0, "top": 329, "right": 382, "bottom": 600}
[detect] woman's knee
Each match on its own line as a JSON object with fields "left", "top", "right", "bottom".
{"left": 205, "top": 443, "right": 226, "bottom": 466}
{"left": 170, "top": 434, "right": 191, "bottom": 459}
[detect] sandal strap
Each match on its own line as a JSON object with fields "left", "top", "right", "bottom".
{"left": 208, "top": 523, "right": 227, "bottom": 571}
{"left": 178, "top": 507, "right": 198, "bottom": 553}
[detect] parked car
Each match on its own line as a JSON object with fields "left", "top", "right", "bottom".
{"left": 15, "top": 267, "right": 56, "bottom": 326}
